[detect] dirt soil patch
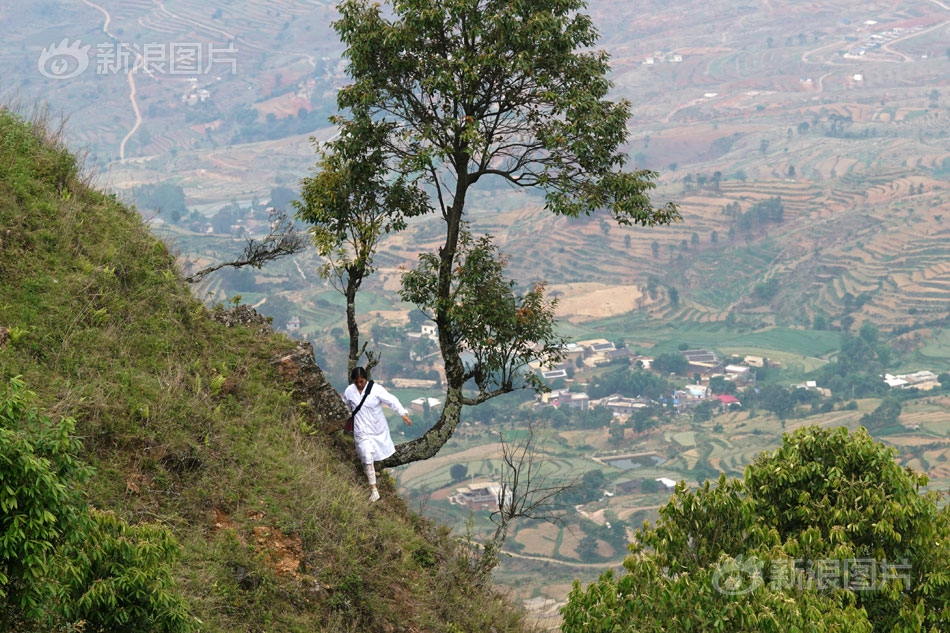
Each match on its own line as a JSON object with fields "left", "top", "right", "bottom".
{"left": 517, "top": 523, "right": 560, "bottom": 557}
{"left": 551, "top": 282, "right": 644, "bottom": 322}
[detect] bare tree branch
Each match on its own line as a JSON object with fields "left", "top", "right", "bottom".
{"left": 466, "top": 420, "right": 578, "bottom": 582}
{"left": 184, "top": 210, "right": 308, "bottom": 283}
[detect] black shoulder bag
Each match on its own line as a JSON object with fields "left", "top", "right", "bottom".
{"left": 343, "top": 381, "right": 374, "bottom": 434}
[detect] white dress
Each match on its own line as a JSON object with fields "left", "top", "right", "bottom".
{"left": 342, "top": 382, "right": 409, "bottom": 464}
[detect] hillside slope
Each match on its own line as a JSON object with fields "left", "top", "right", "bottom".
{"left": 0, "top": 107, "right": 532, "bottom": 632}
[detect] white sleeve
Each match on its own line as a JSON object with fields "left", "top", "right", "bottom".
{"left": 373, "top": 384, "right": 408, "bottom": 417}
{"left": 342, "top": 385, "right": 357, "bottom": 412}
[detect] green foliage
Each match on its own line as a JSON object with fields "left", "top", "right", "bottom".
{"left": 692, "top": 400, "right": 714, "bottom": 423}
{"left": 814, "top": 333, "right": 892, "bottom": 398}
{"left": 752, "top": 277, "right": 780, "bottom": 302}
{"left": 0, "top": 377, "right": 197, "bottom": 632}
{"left": 652, "top": 352, "right": 688, "bottom": 375}
{"left": 449, "top": 463, "right": 469, "bottom": 482}
{"left": 401, "top": 231, "right": 566, "bottom": 398}
{"left": 296, "top": 116, "right": 429, "bottom": 369}
{"left": 576, "top": 405, "right": 612, "bottom": 430}
{"left": 587, "top": 367, "right": 674, "bottom": 400}
{"left": 859, "top": 397, "right": 903, "bottom": 433}
{"left": 639, "top": 478, "right": 659, "bottom": 493}
{"left": 133, "top": 181, "right": 187, "bottom": 221}
{"left": 562, "top": 426, "right": 950, "bottom": 632}
{"left": 333, "top": 0, "right": 676, "bottom": 466}
{"left": 334, "top": 0, "right": 679, "bottom": 226}
{"left": 736, "top": 196, "right": 784, "bottom": 232}
{"left": 745, "top": 383, "right": 819, "bottom": 420}
{"left": 708, "top": 375, "right": 737, "bottom": 395}
{"left": 558, "top": 470, "right": 606, "bottom": 506}
{"left": 58, "top": 510, "right": 197, "bottom": 633}
{"left": 295, "top": 114, "right": 429, "bottom": 281}
{"left": 0, "top": 377, "right": 90, "bottom": 623}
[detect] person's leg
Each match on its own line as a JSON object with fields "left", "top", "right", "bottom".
{"left": 356, "top": 445, "right": 379, "bottom": 502}
{"left": 363, "top": 463, "right": 379, "bottom": 502}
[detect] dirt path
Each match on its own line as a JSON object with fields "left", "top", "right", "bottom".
{"left": 81, "top": 0, "right": 143, "bottom": 161}
{"left": 504, "top": 550, "right": 626, "bottom": 569}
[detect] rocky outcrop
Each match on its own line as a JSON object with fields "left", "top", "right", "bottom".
{"left": 209, "top": 304, "right": 272, "bottom": 335}
{"left": 210, "top": 304, "right": 348, "bottom": 432}
{"left": 272, "top": 341, "right": 350, "bottom": 432}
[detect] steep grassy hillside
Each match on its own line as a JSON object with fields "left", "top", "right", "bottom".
{"left": 0, "top": 106, "right": 532, "bottom": 632}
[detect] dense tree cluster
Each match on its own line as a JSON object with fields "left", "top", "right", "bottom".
{"left": 650, "top": 352, "right": 689, "bottom": 376}
{"left": 586, "top": 367, "right": 675, "bottom": 401}
{"left": 562, "top": 426, "right": 950, "bottom": 632}
{"left": 133, "top": 182, "right": 187, "bottom": 222}
{"left": 735, "top": 196, "right": 784, "bottom": 233}
{"left": 815, "top": 329, "right": 892, "bottom": 399}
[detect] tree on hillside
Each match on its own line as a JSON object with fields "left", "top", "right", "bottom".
{"left": 859, "top": 396, "right": 902, "bottom": 433}
{"left": 561, "top": 426, "right": 950, "bottom": 632}
{"left": 814, "top": 332, "right": 891, "bottom": 399}
{"left": 134, "top": 181, "right": 187, "bottom": 223}
{"left": 652, "top": 352, "right": 688, "bottom": 376}
{"left": 330, "top": 0, "right": 679, "bottom": 468}
{"left": 296, "top": 115, "right": 429, "bottom": 372}
{"left": 268, "top": 186, "right": 299, "bottom": 212}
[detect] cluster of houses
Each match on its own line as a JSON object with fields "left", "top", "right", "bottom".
{"left": 641, "top": 52, "right": 684, "bottom": 65}
{"left": 845, "top": 22, "right": 924, "bottom": 58}
{"left": 533, "top": 344, "right": 764, "bottom": 417}
{"left": 883, "top": 370, "right": 941, "bottom": 391}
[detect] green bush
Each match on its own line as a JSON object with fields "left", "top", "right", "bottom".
{"left": 0, "top": 377, "right": 198, "bottom": 632}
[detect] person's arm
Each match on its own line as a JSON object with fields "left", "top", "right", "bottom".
{"left": 374, "top": 385, "right": 412, "bottom": 426}
{"left": 341, "top": 386, "right": 355, "bottom": 412}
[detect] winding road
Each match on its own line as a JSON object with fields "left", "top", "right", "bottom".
{"left": 81, "top": 0, "right": 143, "bottom": 162}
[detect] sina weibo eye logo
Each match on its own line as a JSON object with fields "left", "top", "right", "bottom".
{"left": 38, "top": 39, "right": 91, "bottom": 80}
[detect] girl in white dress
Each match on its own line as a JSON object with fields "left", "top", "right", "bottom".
{"left": 342, "top": 366, "right": 412, "bottom": 502}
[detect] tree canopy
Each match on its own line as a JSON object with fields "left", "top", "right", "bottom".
{"left": 296, "top": 115, "right": 429, "bottom": 371}
{"left": 328, "top": 0, "right": 678, "bottom": 467}
{"left": 561, "top": 426, "right": 950, "bottom": 632}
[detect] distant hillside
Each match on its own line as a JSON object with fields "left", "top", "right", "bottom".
{"left": 0, "top": 106, "right": 533, "bottom": 632}
{"left": 10, "top": 0, "right": 938, "bottom": 347}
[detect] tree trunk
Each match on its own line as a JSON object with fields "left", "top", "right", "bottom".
{"left": 380, "top": 172, "right": 468, "bottom": 467}
{"left": 345, "top": 272, "right": 360, "bottom": 373}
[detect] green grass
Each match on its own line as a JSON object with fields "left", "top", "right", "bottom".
{"left": 914, "top": 330, "right": 950, "bottom": 372}
{"left": 0, "top": 107, "right": 535, "bottom": 633}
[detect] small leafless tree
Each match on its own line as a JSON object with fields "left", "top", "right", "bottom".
{"left": 184, "top": 209, "right": 308, "bottom": 283}
{"left": 467, "top": 420, "right": 578, "bottom": 582}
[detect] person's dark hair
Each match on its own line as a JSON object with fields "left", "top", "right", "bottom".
{"left": 350, "top": 366, "right": 368, "bottom": 383}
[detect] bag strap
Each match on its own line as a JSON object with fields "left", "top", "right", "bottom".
{"left": 350, "top": 380, "right": 374, "bottom": 417}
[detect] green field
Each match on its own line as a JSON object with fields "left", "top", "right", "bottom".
{"left": 915, "top": 330, "right": 950, "bottom": 373}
